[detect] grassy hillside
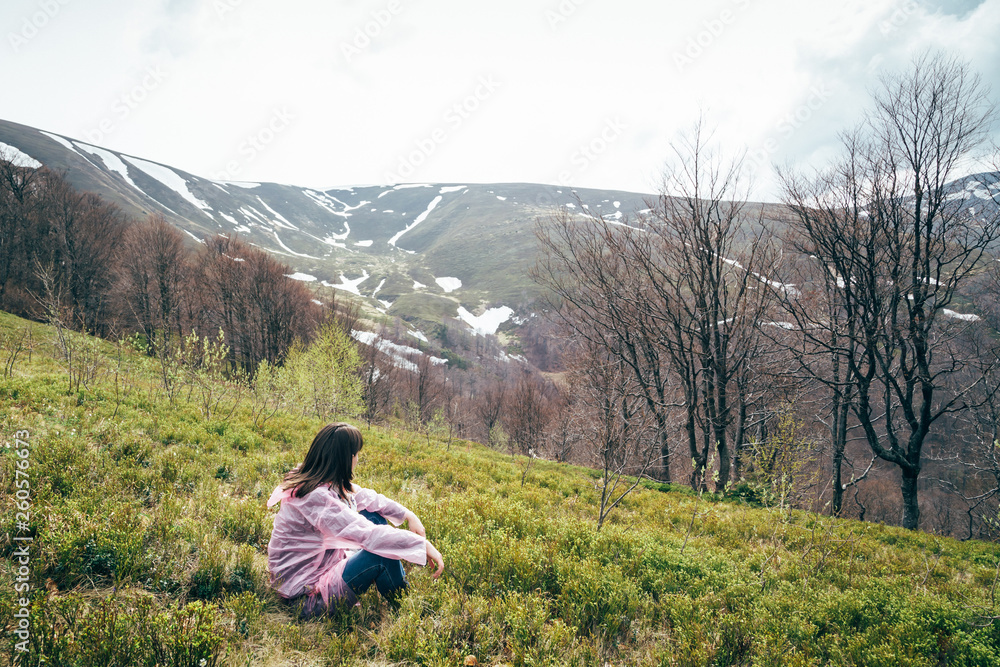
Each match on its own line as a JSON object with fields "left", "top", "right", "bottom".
{"left": 2, "top": 311, "right": 1000, "bottom": 667}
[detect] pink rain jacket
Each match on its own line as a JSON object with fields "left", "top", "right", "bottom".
{"left": 266, "top": 483, "right": 427, "bottom": 608}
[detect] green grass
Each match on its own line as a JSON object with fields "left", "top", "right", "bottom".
{"left": 2, "top": 309, "right": 1000, "bottom": 666}
{"left": 387, "top": 292, "right": 462, "bottom": 326}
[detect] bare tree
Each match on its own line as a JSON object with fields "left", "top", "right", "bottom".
{"left": 778, "top": 52, "right": 1000, "bottom": 530}
{"left": 473, "top": 373, "right": 507, "bottom": 448}
{"left": 49, "top": 187, "right": 129, "bottom": 335}
{"left": 0, "top": 153, "right": 43, "bottom": 312}
{"left": 533, "top": 207, "right": 677, "bottom": 481}
{"left": 568, "top": 336, "right": 658, "bottom": 530}
{"left": 533, "top": 122, "right": 775, "bottom": 490}
{"left": 630, "top": 125, "right": 776, "bottom": 491}
{"left": 195, "top": 234, "right": 318, "bottom": 372}
{"left": 544, "top": 390, "right": 580, "bottom": 463}
{"left": 503, "top": 369, "right": 551, "bottom": 456}
{"left": 411, "top": 351, "right": 444, "bottom": 423}
{"left": 359, "top": 326, "right": 399, "bottom": 427}
{"left": 775, "top": 169, "right": 869, "bottom": 516}
{"left": 117, "top": 215, "right": 190, "bottom": 357}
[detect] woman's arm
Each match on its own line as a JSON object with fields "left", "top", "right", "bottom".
{"left": 351, "top": 488, "right": 438, "bottom": 572}
{"left": 425, "top": 540, "right": 444, "bottom": 578}
{"left": 353, "top": 487, "right": 409, "bottom": 526}
{"left": 353, "top": 487, "right": 430, "bottom": 537}
{"left": 403, "top": 510, "right": 426, "bottom": 537}
{"left": 300, "top": 488, "right": 428, "bottom": 565}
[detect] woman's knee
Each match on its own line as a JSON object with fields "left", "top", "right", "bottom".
{"left": 359, "top": 510, "right": 388, "bottom": 525}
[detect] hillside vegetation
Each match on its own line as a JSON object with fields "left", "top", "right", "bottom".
{"left": 2, "top": 310, "right": 1000, "bottom": 667}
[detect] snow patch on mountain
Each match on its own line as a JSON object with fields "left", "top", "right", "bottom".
{"left": 0, "top": 142, "right": 41, "bottom": 169}
{"left": 271, "top": 230, "right": 320, "bottom": 259}
{"left": 943, "top": 309, "right": 980, "bottom": 322}
{"left": 286, "top": 273, "right": 316, "bottom": 282}
{"left": 323, "top": 271, "right": 370, "bottom": 296}
{"left": 389, "top": 195, "right": 442, "bottom": 247}
{"left": 351, "top": 330, "right": 446, "bottom": 372}
{"left": 75, "top": 142, "right": 138, "bottom": 188}
{"left": 440, "top": 185, "right": 467, "bottom": 193}
{"left": 355, "top": 240, "right": 373, "bottom": 247}
{"left": 124, "top": 155, "right": 214, "bottom": 216}
{"left": 256, "top": 196, "right": 298, "bottom": 230}
{"left": 304, "top": 189, "right": 365, "bottom": 219}
{"left": 435, "top": 277, "right": 462, "bottom": 293}
{"left": 238, "top": 207, "right": 267, "bottom": 225}
{"left": 39, "top": 131, "right": 80, "bottom": 154}
{"left": 457, "top": 306, "right": 514, "bottom": 335}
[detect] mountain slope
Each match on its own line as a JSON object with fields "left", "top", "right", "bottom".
{"left": 0, "top": 119, "right": 654, "bottom": 333}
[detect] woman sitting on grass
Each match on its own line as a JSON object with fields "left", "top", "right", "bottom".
{"left": 266, "top": 422, "right": 444, "bottom": 618}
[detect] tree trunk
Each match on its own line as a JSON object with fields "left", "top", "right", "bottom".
{"left": 900, "top": 466, "right": 920, "bottom": 530}
{"left": 831, "top": 445, "right": 844, "bottom": 516}
{"left": 715, "top": 437, "right": 730, "bottom": 493}
{"left": 732, "top": 395, "right": 747, "bottom": 481}
{"left": 684, "top": 403, "right": 702, "bottom": 490}
{"left": 831, "top": 394, "right": 849, "bottom": 516}
{"left": 657, "top": 423, "right": 672, "bottom": 483}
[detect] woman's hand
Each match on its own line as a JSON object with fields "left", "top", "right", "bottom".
{"left": 425, "top": 540, "right": 444, "bottom": 578}
{"left": 404, "top": 511, "right": 426, "bottom": 538}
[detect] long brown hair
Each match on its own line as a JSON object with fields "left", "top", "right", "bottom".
{"left": 281, "top": 423, "right": 363, "bottom": 501}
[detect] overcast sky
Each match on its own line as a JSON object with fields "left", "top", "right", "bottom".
{"left": 2, "top": 0, "right": 998, "bottom": 200}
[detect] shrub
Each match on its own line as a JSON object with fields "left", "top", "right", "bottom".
{"left": 280, "top": 321, "right": 362, "bottom": 420}
{"left": 10, "top": 593, "right": 227, "bottom": 667}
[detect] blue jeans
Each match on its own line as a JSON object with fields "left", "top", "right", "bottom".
{"left": 341, "top": 510, "right": 408, "bottom": 606}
